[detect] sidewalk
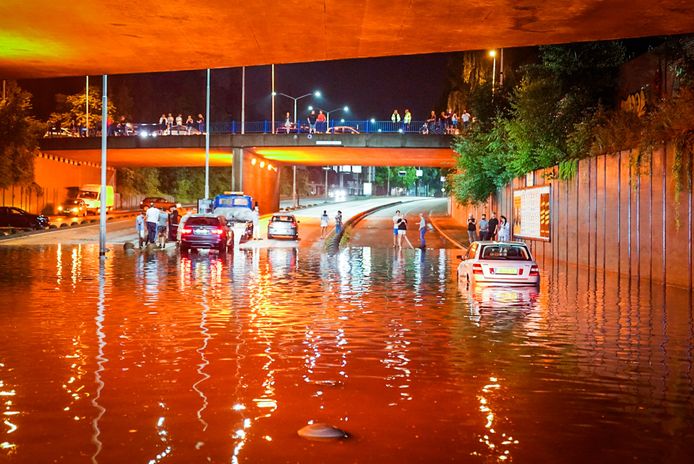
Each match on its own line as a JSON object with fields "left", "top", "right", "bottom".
{"left": 429, "top": 215, "right": 468, "bottom": 250}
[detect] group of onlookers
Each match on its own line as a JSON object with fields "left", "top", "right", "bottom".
{"left": 466, "top": 211, "right": 510, "bottom": 244}
{"left": 423, "top": 109, "right": 472, "bottom": 134}
{"left": 158, "top": 113, "right": 205, "bottom": 135}
{"left": 135, "top": 203, "right": 180, "bottom": 248}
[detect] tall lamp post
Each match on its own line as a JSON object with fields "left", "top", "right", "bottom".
{"left": 272, "top": 90, "right": 321, "bottom": 207}
{"left": 488, "top": 49, "right": 497, "bottom": 95}
{"left": 309, "top": 105, "right": 349, "bottom": 131}
{"left": 272, "top": 90, "right": 321, "bottom": 128}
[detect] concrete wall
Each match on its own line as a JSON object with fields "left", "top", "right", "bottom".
{"left": 0, "top": 153, "right": 116, "bottom": 215}
{"left": 452, "top": 145, "right": 693, "bottom": 289}
{"left": 241, "top": 155, "right": 280, "bottom": 215}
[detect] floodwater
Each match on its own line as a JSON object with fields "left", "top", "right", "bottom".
{"left": 1, "top": 245, "right": 693, "bottom": 463}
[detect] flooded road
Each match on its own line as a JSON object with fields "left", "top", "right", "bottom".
{"left": 1, "top": 243, "right": 693, "bottom": 463}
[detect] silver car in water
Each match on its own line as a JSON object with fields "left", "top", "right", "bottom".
{"left": 267, "top": 214, "right": 299, "bottom": 240}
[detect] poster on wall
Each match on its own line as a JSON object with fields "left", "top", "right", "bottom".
{"left": 513, "top": 186, "right": 551, "bottom": 241}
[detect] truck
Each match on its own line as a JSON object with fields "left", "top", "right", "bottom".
{"left": 77, "top": 184, "right": 115, "bottom": 214}
{"left": 213, "top": 192, "right": 254, "bottom": 242}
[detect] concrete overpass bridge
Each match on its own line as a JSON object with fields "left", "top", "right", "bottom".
{"left": 39, "top": 133, "right": 456, "bottom": 211}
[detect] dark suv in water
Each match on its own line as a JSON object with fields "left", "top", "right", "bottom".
{"left": 0, "top": 207, "right": 50, "bottom": 230}
{"left": 179, "top": 215, "right": 232, "bottom": 254}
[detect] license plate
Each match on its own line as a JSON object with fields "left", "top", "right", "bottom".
{"left": 194, "top": 229, "right": 209, "bottom": 235}
{"left": 495, "top": 267, "right": 518, "bottom": 275}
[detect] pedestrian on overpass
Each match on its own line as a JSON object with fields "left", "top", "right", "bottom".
{"left": 145, "top": 203, "right": 160, "bottom": 245}
{"left": 307, "top": 110, "right": 317, "bottom": 134}
{"left": 418, "top": 212, "right": 428, "bottom": 248}
{"left": 391, "top": 109, "right": 401, "bottom": 131}
{"left": 320, "top": 210, "right": 329, "bottom": 238}
{"left": 403, "top": 109, "right": 412, "bottom": 132}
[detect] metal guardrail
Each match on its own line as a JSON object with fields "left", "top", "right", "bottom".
{"left": 43, "top": 120, "right": 460, "bottom": 138}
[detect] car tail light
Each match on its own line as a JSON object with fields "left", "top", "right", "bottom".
{"left": 212, "top": 228, "right": 224, "bottom": 235}
{"left": 472, "top": 263, "right": 484, "bottom": 275}
{"left": 529, "top": 265, "right": 539, "bottom": 276}
{"left": 518, "top": 268, "right": 524, "bottom": 275}
{"left": 180, "top": 228, "right": 192, "bottom": 235}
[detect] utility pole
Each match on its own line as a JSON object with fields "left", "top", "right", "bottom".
{"left": 99, "top": 75, "right": 108, "bottom": 257}
{"left": 241, "top": 66, "right": 246, "bottom": 135}
{"left": 85, "top": 76, "right": 89, "bottom": 136}
{"left": 205, "top": 69, "right": 211, "bottom": 199}
{"left": 271, "top": 64, "right": 275, "bottom": 134}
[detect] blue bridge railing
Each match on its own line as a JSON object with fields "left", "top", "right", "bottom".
{"left": 44, "top": 120, "right": 458, "bottom": 138}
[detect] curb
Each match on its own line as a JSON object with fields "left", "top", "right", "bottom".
{"left": 429, "top": 216, "right": 467, "bottom": 250}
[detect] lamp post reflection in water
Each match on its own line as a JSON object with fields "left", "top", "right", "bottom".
{"left": 91, "top": 258, "right": 107, "bottom": 463}
{"left": 0, "top": 363, "right": 18, "bottom": 455}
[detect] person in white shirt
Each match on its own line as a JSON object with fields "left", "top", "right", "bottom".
{"left": 252, "top": 206, "right": 260, "bottom": 240}
{"left": 320, "top": 210, "right": 329, "bottom": 238}
{"left": 145, "top": 204, "right": 161, "bottom": 244}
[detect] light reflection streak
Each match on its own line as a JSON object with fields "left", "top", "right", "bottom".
{"left": 62, "top": 335, "right": 88, "bottom": 418}
{"left": 192, "top": 279, "right": 211, "bottom": 432}
{"left": 55, "top": 243, "right": 62, "bottom": 287}
{"left": 90, "top": 260, "right": 107, "bottom": 464}
{"left": 71, "top": 245, "right": 82, "bottom": 287}
{"left": 472, "top": 376, "right": 518, "bottom": 461}
{"left": 0, "top": 364, "right": 18, "bottom": 455}
{"left": 382, "top": 318, "right": 412, "bottom": 405}
{"left": 230, "top": 260, "right": 280, "bottom": 464}
{"left": 147, "top": 403, "right": 172, "bottom": 464}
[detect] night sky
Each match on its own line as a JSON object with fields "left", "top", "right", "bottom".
{"left": 20, "top": 52, "right": 454, "bottom": 124}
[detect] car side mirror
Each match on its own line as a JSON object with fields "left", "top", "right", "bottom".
{"left": 296, "top": 220, "right": 300, "bottom": 224}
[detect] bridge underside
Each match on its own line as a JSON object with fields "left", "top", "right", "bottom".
{"left": 40, "top": 146, "right": 456, "bottom": 169}
{"left": 3, "top": 0, "right": 694, "bottom": 78}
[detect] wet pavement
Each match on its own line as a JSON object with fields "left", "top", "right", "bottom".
{"left": 1, "top": 201, "right": 693, "bottom": 463}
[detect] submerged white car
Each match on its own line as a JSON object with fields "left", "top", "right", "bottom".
{"left": 457, "top": 241, "right": 540, "bottom": 285}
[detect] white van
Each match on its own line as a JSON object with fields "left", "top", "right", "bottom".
{"left": 78, "top": 184, "right": 115, "bottom": 213}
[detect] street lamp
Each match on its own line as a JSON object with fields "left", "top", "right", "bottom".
{"left": 308, "top": 105, "right": 349, "bottom": 131}
{"left": 488, "top": 49, "right": 497, "bottom": 94}
{"left": 272, "top": 90, "right": 321, "bottom": 208}
{"left": 272, "top": 90, "right": 321, "bottom": 128}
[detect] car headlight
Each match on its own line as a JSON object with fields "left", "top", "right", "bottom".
{"left": 58, "top": 206, "right": 63, "bottom": 211}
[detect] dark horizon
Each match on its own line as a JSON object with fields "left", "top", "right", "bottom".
{"left": 19, "top": 52, "right": 455, "bottom": 124}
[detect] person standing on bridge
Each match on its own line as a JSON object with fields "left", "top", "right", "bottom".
{"left": 320, "top": 210, "right": 329, "bottom": 238}
{"left": 307, "top": 110, "right": 317, "bottom": 134}
{"left": 197, "top": 114, "right": 205, "bottom": 134}
{"left": 391, "top": 109, "right": 401, "bottom": 131}
{"left": 316, "top": 110, "right": 326, "bottom": 133}
{"left": 403, "top": 109, "right": 412, "bottom": 132}
{"left": 284, "top": 112, "right": 291, "bottom": 133}
{"left": 145, "top": 203, "right": 160, "bottom": 245}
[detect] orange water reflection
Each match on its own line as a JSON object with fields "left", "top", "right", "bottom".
{"left": 0, "top": 246, "right": 693, "bottom": 462}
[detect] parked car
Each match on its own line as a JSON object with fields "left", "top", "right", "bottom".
{"left": 327, "top": 126, "right": 360, "bottom": 134}
{"left": 140, "top": 197, "right": 178, "bottom": 210}
{"left": 457, "top": 241, "right": 539, "bottom": 286}
{"left": 179, "top": 215, "right": 233, "bottom": 253}
{"left": 267, "top": 213, "right": 299, "bottom": 240}
{"left": 0, "top": 207, "right": 50, "bottom": 230}
{"left": 57, "top": 199, "right": 88, "bottom": 217}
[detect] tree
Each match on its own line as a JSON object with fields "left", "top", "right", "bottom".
{"left": 0, "top": 81, "right": 42, "bottom": 189}
{"left": 48, "top": 86, "right": 117, "bottom": 132}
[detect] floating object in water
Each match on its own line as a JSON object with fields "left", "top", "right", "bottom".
{"left": 123, "top": 241, "right": 135, "bottom": 250}
{"left": 297, "top": 423, "right": 349, "bottom": 441}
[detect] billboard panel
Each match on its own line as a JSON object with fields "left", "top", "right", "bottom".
{"left": 512, "top": 185, "right": 551, "bottom": 241}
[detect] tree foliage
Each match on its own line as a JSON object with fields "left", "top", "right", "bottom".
{"left": 48, "top": 86, "right": 117, "bottom": 130}
{"left": 0, "top": 81, "right": 42, "bottom": 189}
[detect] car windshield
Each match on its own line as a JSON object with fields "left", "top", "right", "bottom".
{"left": 479, "top": 245, "right": 531, "bottom": 261}
{"left": 186, "top": 217, "right": 220, "bottom": 226}
{"left": 79, "top": 191, "right": 98, "bottom": 199}
{"left": 272, "top": 215, "right": 294, "bottom": 222}
{"left": 217, "top": 197, "right": 250, "bottom": 207}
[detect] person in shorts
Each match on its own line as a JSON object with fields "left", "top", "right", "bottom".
{"left": 320, "top": 210, "right": 329, "bottom": 238}
{"left": 392, "top": 210, "right": 402, "bottom": 246}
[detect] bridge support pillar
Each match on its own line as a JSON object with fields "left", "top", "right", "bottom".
{"left": 232, "top": 147, "right": 244, "bottom": 191}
